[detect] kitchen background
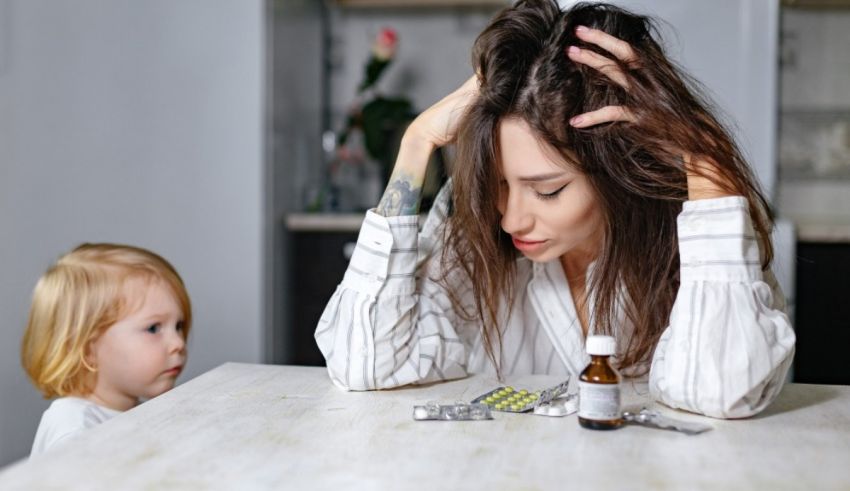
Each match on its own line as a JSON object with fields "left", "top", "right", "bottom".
{"left": 1, "top": 0, "right": 847, "bottom": 467}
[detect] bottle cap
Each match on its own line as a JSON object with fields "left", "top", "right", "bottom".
{"left": 586, "top": 335, "right": 616, "bottom": 356}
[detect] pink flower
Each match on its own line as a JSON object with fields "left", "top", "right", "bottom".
{"left": 372, "top": 28, "right": 398, "bottom": 61}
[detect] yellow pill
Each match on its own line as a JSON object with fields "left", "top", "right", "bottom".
{"left": 519, "top": 389, "right": 528, "bottom": 395}
{"left": 505, "top": 387, "right": 515, "bottom": 393}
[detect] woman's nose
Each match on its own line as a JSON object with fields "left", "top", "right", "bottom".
{"left": 499, "top": 190, "right": 533, "bottom": 235}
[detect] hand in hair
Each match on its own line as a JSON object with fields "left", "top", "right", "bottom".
{"left": 375, "top": 75, "right": 481, "bottom": 217}
{"left": 565, "top": 25, "right": 730, "bottom": 200}
{"left": 565, "top": 25, "right": 636, "bottom": 128}
{"left": 407, "top": 75, "right": 481, "bottom": 150}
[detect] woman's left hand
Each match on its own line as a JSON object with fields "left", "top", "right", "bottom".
{"left": 566, "top": 25, "right": 636, "bottom": 128}
{"left": 566, "top": 26, "right": 731, "bottom": 200}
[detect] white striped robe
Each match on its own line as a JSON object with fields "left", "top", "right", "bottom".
{"left": 314, "top": 184, "right": 796, "bottom": 419}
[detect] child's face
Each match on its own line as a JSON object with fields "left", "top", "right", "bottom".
{"left": 88, "top": 277, "right": 187, "bottom": 410}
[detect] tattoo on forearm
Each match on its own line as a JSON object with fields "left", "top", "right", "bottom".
{"left": 376, "top": 171, "right": 421, "bottom": 217}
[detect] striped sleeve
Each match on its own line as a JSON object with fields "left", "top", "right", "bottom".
{"left": 649, "top": 196, "right": 796, "bottom": 418}
{"left": 314, "top": 184, "right": 469, "bottom": 391}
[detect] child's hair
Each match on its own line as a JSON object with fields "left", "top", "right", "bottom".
{"left": 21, "top": 243, "right": 192, "bottom": 399}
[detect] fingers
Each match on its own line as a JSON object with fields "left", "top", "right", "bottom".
{"left": 565, "top": 29, "right": 640, "bottom": 129}
{"left": 412, "top": 74, "right": 480, "bottom": 148}
{"left": 567, "top": 25, "right": 637, "bottom": 89}
{"left": 435, "top": 75, "right": 478, "bottom": 111}
{"left": 569, "top": 105, "right": 635, "bottom": 128}
{"left": 452, "top": 75, "right": 481, "bottom": 113}
{"left": 567, "top": 45, "right": 629, "bottom": 89}
{"left": 574, "top": 25, "right": 637, "bottom": 63}
{"left": 459, "top": 74, "right": 480, "bottom": 92}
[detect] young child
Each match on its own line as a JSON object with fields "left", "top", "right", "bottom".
{"left": 21, "top": 243, "right": 192, "bottom": 456}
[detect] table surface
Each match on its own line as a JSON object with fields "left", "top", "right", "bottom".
{"left": 1, "top": 363, "right": 849, "bottom": 490}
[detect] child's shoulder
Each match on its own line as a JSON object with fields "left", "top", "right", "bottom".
{"left": 31, "top": 397, "right": 121, "bottom": 456}
{"left": 44, "top": 397, "right": 119, "bottom": 426}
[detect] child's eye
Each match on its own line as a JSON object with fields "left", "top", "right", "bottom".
{"left": 146, "top": 324, "right": 160, "bottom": 334}
{"left": 176, "top": 321, "right": 185, "bottom": 332}
{"left": 535, "top": 184, "right": 568, "bottom": 201}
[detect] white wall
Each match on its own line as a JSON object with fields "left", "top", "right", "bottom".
{"left": 0, "top": 0, "right": 266, "bottom": 466}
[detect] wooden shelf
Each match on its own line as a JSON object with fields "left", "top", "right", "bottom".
{"left": 337, "top": 0, "right": 506, "bottom": 7}
{"left": 782, "top": 0, "right": 850, "bottom": 7}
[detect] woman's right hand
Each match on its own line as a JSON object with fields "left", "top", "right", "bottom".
{"left": 405, "top": 75, "right": 480, "bottom": 150}
{"left": 377, "top": 75, "right": 479, "bottom": 217}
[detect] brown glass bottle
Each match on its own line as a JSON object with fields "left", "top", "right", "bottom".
{"left": 578, "top": 335, "right": 623, "bottom": 430}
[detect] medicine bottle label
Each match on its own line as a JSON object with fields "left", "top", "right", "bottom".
{"left": 578, "top": 381, "right": 621, "bottom": 420}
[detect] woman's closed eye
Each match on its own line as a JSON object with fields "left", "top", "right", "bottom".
{"left": 535, "top": 183, "right": 568, "bottom": 201}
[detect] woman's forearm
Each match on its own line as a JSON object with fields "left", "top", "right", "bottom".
{"left": 375, "top": 133, "right": 435, "bottom": 217}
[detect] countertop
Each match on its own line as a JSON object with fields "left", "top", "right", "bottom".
{"left": 786, "top": 215, "right": 850, "bottom": 243}
{"left": 286, "top": 211, "right": 850, "bottom": 243}
{"left": 1, "top": 363, "right": 849, "bottom": 490}
{"left": 285, "top": 212, "right": 365, "bottom": 232}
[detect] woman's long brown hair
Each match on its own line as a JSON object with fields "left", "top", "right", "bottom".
{"left": 442, "top": 0, "right": 774, "bottom": 373}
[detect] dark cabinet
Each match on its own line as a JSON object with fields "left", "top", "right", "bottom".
{"left": 289, "top": 230, "right": 358, "bottom": 366}
{"left": 793, "top": 242, "right": 850, "bottom": 385}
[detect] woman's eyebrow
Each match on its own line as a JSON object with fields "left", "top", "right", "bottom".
{"left": 517, "top": 172, "right": 568, "bottom": 183}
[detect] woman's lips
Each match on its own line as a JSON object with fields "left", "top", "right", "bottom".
{"left": 512, "top": 236, "right": 548, "bottom": 253}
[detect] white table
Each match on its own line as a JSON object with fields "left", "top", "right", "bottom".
{"left": 1, "top": 363, "right": 849, "bottom": 490}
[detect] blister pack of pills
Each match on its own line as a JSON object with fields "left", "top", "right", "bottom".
{"left": 532, "top": 393, "right": 578, "bottom": 417}
{"left": 622, "top": 408, "right": 712, "bottom": 435}
{"left": 412, "top": 401, "right": 493, "bottom": 421}
{"left": 471, "top": 378, "right": 571, "bottom": 413}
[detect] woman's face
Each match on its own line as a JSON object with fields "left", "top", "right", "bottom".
{"left": 496, "top": 118, "right": 604, "bottom": 263}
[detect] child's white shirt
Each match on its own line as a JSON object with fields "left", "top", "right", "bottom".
{"left": 30, "top": 397, "right": 121, "bottom": 457}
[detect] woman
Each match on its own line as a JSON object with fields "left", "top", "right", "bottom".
{"left": 315, "top": 0, "right": 795, "bottom": 419}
